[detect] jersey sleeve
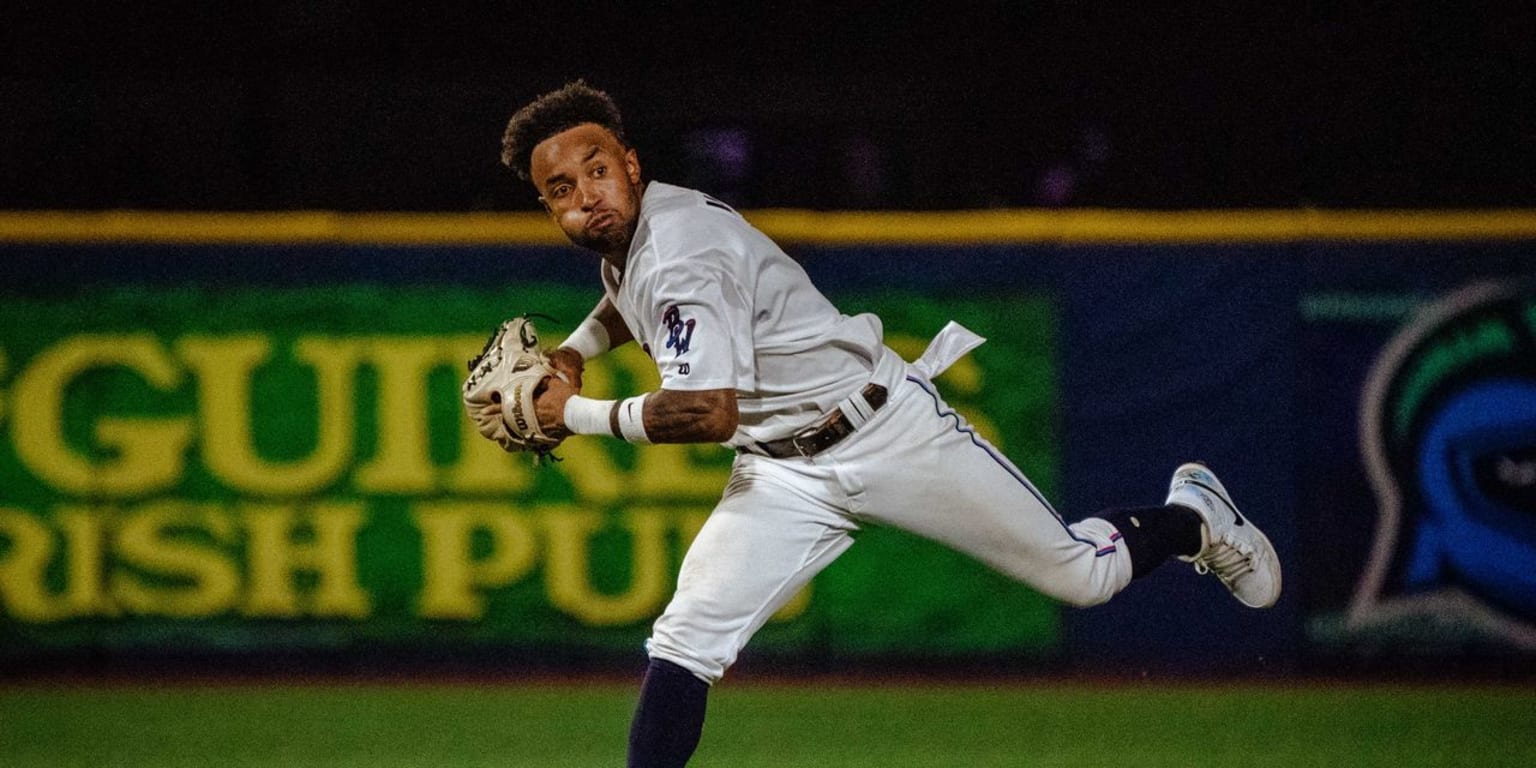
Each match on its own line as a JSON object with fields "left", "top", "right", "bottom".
{"left": 637, "top": 256, "right": 754, "bottom": 391}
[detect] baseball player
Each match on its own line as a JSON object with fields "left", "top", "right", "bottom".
{"left": 485, "top": 81, "right": 1281, "bottom": 768}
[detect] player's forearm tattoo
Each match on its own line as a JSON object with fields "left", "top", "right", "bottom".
{"left": 641, "top": 389, "right": 737, "bottom": 444}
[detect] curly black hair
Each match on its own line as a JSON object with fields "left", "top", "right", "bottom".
{"left": 501, "top": 80, "right": 627, "bottom": 182}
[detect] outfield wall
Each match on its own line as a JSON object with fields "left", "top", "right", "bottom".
{"left": 2, "top": 211, "right": 1534, "bottom": 674}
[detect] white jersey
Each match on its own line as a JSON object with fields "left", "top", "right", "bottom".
{"left": 601, "top": 181, "right": 884, "bottom": 446}
{"left": 593, "top": 190, "right": 1176, "bottom": 692}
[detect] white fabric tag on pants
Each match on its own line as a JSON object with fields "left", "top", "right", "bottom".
{"left": 912, "top": 321, "right": 987, "bottom": 379}
{"left": 835, "top": 386, "right": 877, "bottom": 429}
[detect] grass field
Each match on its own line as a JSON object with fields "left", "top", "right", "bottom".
{"left": 3, "top": 680, "right": 1534, "bottom": 767}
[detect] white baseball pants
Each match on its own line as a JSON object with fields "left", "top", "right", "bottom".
{"left": 647, "top": 341, "right": 1133, "bottom": 684}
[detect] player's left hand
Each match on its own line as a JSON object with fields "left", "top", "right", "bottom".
{"left": 462, "top": 316, "right": 566, "bottom": 460}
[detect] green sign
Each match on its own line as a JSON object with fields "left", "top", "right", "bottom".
{"left": 0, "top": 282, "right": 1060, "bottom": 659}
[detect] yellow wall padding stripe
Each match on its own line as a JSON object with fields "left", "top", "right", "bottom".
{"left": 3, "top": 209, "right": 1536, "bottom": 246}
{"left": 0, "top": 212, "right": 569, "bottom": 246}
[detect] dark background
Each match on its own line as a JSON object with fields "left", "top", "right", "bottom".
{"left": 3, "top": 1, "right": 1534, "bottom": 212}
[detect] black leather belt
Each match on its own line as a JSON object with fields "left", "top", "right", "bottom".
{"left": 741, "top": 383, "right": 888, "bottom": 459}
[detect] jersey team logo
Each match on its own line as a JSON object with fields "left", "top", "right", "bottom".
{"left": 663, "top": 306, "right": 696, "bottom": 357}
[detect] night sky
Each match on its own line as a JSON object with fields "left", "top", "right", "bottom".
{"left": 3, "top": 1, "right": 1533, "bottom": 211}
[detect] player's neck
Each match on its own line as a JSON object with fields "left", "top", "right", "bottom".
{"left": 600, "top": 249, "right": 628, "bottom": 277}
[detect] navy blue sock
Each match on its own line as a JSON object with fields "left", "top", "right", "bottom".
{"left": 1099, "top": 504, "right": 1204, "bottom": 579}
{"left": 627, "top": 658, "right": 710, "bottom": 768}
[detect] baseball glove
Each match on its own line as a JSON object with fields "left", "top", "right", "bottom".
{"left": 463, "top": 316, "right": 563, "bottom": 460}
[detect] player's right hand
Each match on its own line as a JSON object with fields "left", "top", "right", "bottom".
{"left": 547, "top": 347, "right": 585, "bottom": 390}
{"left": 535, "top": 373, "right": 579, "bottom": 439}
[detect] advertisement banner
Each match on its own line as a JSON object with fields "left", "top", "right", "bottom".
{"left": 0, "top": 276, "right": 1062, "bottom": 660}
{"left": 1300, "top": 279, "right": 1536, "bottom": 653}
{"left": 6, "top": 211, "right": 1531, "bottom": 669}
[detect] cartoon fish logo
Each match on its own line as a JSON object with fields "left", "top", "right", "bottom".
{"left": 1352, "top": 281, "right": 1536, "bottom": 648}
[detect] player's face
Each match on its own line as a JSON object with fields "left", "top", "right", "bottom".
{"left": 531, "top": 123, "right": 643, "bottom": 258}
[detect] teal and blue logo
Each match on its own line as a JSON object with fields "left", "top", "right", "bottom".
{"left": 1352, "top": 282, "right": 1536, "bottom": 648}
{"left": 1357, "top": 282, "right": 1536, "bottom": 648}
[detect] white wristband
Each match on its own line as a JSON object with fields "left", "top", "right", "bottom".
{"left": 615, "top": 394, "right": 651, "bottom": 443}
{"left": 563, "top": 395, "right": 616, "bottom": 436}
{"left": 558, "top": 317, "right": 610, "bottom": 361}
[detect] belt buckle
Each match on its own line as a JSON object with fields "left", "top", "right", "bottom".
{"left": 789, "top": 423, "right": 822, "bottom": 458}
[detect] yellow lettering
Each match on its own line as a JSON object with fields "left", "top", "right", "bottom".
{"left": 631, "top": 445, "right": 732, "bottom": 500}
{"left": 675, "top": 510, "right": 709, "bottom": 550}
{"left": 10, "top": 335, "right": 192, "bottom": 496}
{"left": 178, "top": 336, "right": 359, "bottom": 495}
{"left": 0, "top": 508, "right": 63, "bottom": 621}
{"left": 541, "top": 349, "right": 630, "bottom": 503}
{"left": 543, "top": 507, "right": 671, "bottom": 626}
{"left": 772, "top": 582, "right": 813, "bottom": 621}
{"left": 413, "top": 502, "right": 538, "bottom": 620}
{"left": 113, "top": 502, "right": 240, "bottom": 618}
{"left": 447, "top": 432, "right": 539, "bottom": 494}
{"left": 353, "top": 338, "right": 444, "bottom": 494}
{"left": 242, "top": 502, "right": 370, "bottom": 618}
{"left": 545, "top": 440, "right": 629, "bottom": 501}
{"left": 56, "top": 507, "right": 115, "bottom": 617}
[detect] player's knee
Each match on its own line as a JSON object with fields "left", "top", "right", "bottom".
{"left": 646, "top": 623, "right": 732, "bottom": 685}
{"left": 646, "top": 648, "right": 721, "bottom": 686}
{"left": 1039, "top": 520, "right": 1133, "bottom": 608}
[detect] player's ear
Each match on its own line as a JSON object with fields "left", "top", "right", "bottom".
{"left": 624, "top": 147, "right": 641, "bottom": 184}
{"left": 537, "top": 196, "right": 554, "bottom": 218}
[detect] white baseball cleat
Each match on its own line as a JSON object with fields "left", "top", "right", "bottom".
{"left": 1166, "top": 462, "right": 1282, "bottom": 608}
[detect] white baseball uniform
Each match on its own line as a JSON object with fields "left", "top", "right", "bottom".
{"left": 602, "top": 182, "right": 1133, "bottom": 684}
